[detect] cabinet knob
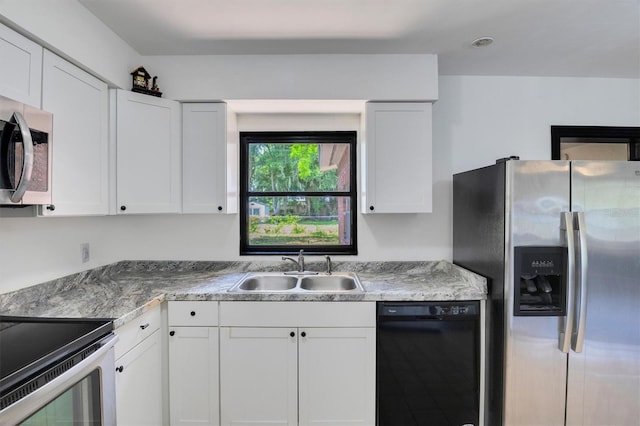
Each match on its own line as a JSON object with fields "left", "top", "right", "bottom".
{"left": 190, "top": 311, "right": 196, "bottom": 316}
{"left": 140, "top": 323, "right": 149, "bottom": 330}
{"left": 217, "top": 206, "right": 223, "bottom": 211}
{"left": 116, "top": 365, "right": 124, "bottom": 373}
{"left": 120, "top": 205, "right": 127, "bottom": 211}
{"left": 290, "top": 331, "right": 295, "bottom": 337}
{"left": 46, "top": 205, "right": 55, "bottom": 211}
{"left": 301, "top": 331, "right": 306, "bottom": 337}
{"left": 169, "top": 331, "right": 175, "bottom": 336}
{"left": 369, "top": 205, "right": 374, "bottom": 211}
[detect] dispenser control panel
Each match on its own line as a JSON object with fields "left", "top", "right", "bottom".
{"left": 514, "top": 246, "right": 567, "bottom": 316}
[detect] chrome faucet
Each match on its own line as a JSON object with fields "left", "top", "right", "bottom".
{"left": 325, "top": 255, "right": 332, "bottom": 275}
{"left": 282, "top": 249, "right": 305, "bottom": 272}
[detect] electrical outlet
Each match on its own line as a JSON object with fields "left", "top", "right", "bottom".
{"left": 81, "top": 243, "right": 90, "bottom": 263}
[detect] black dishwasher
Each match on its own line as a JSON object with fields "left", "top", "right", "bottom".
{"left": 376, "top": 301, "right": 480, "bottom": 426}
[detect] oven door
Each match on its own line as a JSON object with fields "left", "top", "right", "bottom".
{"left": 0, "top": 335, "right": 117, "bottom": 426}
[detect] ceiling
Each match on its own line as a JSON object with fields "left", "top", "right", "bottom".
{"left": 79, "top": 0, "right": 640, "bottom": 78}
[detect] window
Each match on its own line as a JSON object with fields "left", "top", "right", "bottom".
{"left": 551, "top": 126, "right": 640, "bottom": 161}
{"left": 240, "top": 131, "right": 357, "bottom": 255}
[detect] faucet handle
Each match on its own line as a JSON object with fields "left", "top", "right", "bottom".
{"left": 298, "top": 249, "right": 305, "bottom": 271}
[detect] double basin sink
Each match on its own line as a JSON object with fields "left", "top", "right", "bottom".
{"left": 229, "top": 272, "right": 364, "bottom": 293}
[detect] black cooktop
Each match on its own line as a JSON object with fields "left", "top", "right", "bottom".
{"left": 0, "top": 316, "right": 113, "bottom": 394}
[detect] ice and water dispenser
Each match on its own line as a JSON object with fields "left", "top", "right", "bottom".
{"left": 514, "top": 246, "right": 567, "bottom": 316}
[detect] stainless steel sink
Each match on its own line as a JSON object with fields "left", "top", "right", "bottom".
{"left": 229, "top": 272, "right": 364, "bottom": 293}
{"left": 299, "top": 275, "right": 359, "bottom": 291}
{"left": 236, "top": 275, "right": 298, "bottom": 291}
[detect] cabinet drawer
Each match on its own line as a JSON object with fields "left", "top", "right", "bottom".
{"left": 219, "top": 302, "right": 376, "bottom": 327}
{"left": 115, "top": 307, "right": 161, "bottom": 360}
{"left": 168, "top": 301, "right": 219, "bottom": 326}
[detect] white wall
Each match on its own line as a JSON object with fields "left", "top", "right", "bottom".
{"left": 440, "top": 76, "right": 640, "bottom": 173}
{"left": 0, "top": 215, "right": 116, "bottom": 291}
{"left": 2, "top": 75, "right": 638, "bottom": 294}
{"left": 143, "top": 54, "right": 438, "bottom": 101}
{"left": 0, "top": 0, "right": 139, "bottom": 88}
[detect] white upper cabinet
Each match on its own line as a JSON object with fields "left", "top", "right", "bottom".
{"left": 115, "top": 89, "right": 181, "bottom": 214}
{"left": 182, "top": 103, "right": 238, "bottom": 214}
{"left": 0, "top": 22, "right": 42, "bottom": 106}
{"left": 362, "top": 102, "right": 433, "bottom": 213}
{"left": 40, "top": 50, "right": 109, "bottom": 216}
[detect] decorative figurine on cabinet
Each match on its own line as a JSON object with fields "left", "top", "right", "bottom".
{"left": 130, "top": 66, "right": 162, "bottom": 97}
{"left": 151, "top": 76, "right": 162, "bottom": 95}
{"left": 131, "top": 66, "right": 150, "bottom": 90}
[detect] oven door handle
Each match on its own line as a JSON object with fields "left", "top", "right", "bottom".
{"left": 9, "top": 111, "right": 34, "bottom": 203}
{"left": 0, "top": 334, "right": 118, "bottom": 426}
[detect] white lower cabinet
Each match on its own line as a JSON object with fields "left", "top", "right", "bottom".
{"left": 168, "top": 302, "right": 220, "bottom": 426}
{"left": 298, "top": 327, "right": 376, "bottom": 426}
{"left": 219, "top": 302, "right": 376, "bottom": 426}
{"left": 220, "top": 327, "right": 298, "bottom": 425}
{"left": 114, "top": 307, "right": 163, "bottom": 426}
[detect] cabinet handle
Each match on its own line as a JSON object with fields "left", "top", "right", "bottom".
{"left": 120, "top": 205, "right": 127, "bottom": 211}
{"left": 369, "top": 205, "right": 374, "bottom": 211}
{"left": 301, "top": 331, "right": 306, "bottom": 337}
{"left": 46, "top": 205, "right": 55, "bottom": 211}
{"left": 140, "top": 323, "right": 149, "bottom": 330}
{"left": 290, "top": 331, "right": 295, "bottom": 337}
{"left": 116, "top": 365, "right": 124, "bottom": 373}
{"left": 190, "top": 311, "right": 196, "bottom": 316}
{"left": 217, "top": 206, "right": 223, "bottom": 211}
{"left": 169, "top": 331, "right": 175, "bottom": 336}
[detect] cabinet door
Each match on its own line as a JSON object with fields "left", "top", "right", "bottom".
{"left": 116, "top": 89, "right": 181, "bottom": 214}
{"left": 40, "top": 50, "right": 109, "bottom": 216}
{"left": 182, "top": 103, "right": 238, "bottom": 214}
{"left": 220, "top": 327, "right": 298, "bottom": 426}
{"left": 115, "top": 329, "right": 163, "bottom": 426}
{"left": 363, "top": 102, "right": 432, "bottom": 213}
{"left": 298, "top": 327, "right": 376, "bottom": 426}
{"left": 0, "top": 23, "right": 42, "bottom": 106}
{"left": 169, "top": 327, "right": 219, "bottom": 425}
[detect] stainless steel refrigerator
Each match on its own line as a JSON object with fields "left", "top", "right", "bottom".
{"left": 453, "top": 159, "right": 640, "bottom": 426}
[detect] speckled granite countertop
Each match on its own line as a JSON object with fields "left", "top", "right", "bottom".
{"left": 0, "top": 260, "right": 486, "bottom": 328}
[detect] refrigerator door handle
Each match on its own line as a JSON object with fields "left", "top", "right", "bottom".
{"left": 559, "top": 211, "right": 576, "bottom": 353}
{"left": 572, "top": 211, "right": 588, "bottom": 353}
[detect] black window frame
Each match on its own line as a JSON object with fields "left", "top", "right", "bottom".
{"left": 551, "top": 125, "right": 640, "bottom": 161}
{"left": 239, "top": 131, "right": 358, "bottom": 256}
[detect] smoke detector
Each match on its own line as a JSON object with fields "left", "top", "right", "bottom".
{"left": 471, "top": 37, "right": 494, "bottom": 47}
